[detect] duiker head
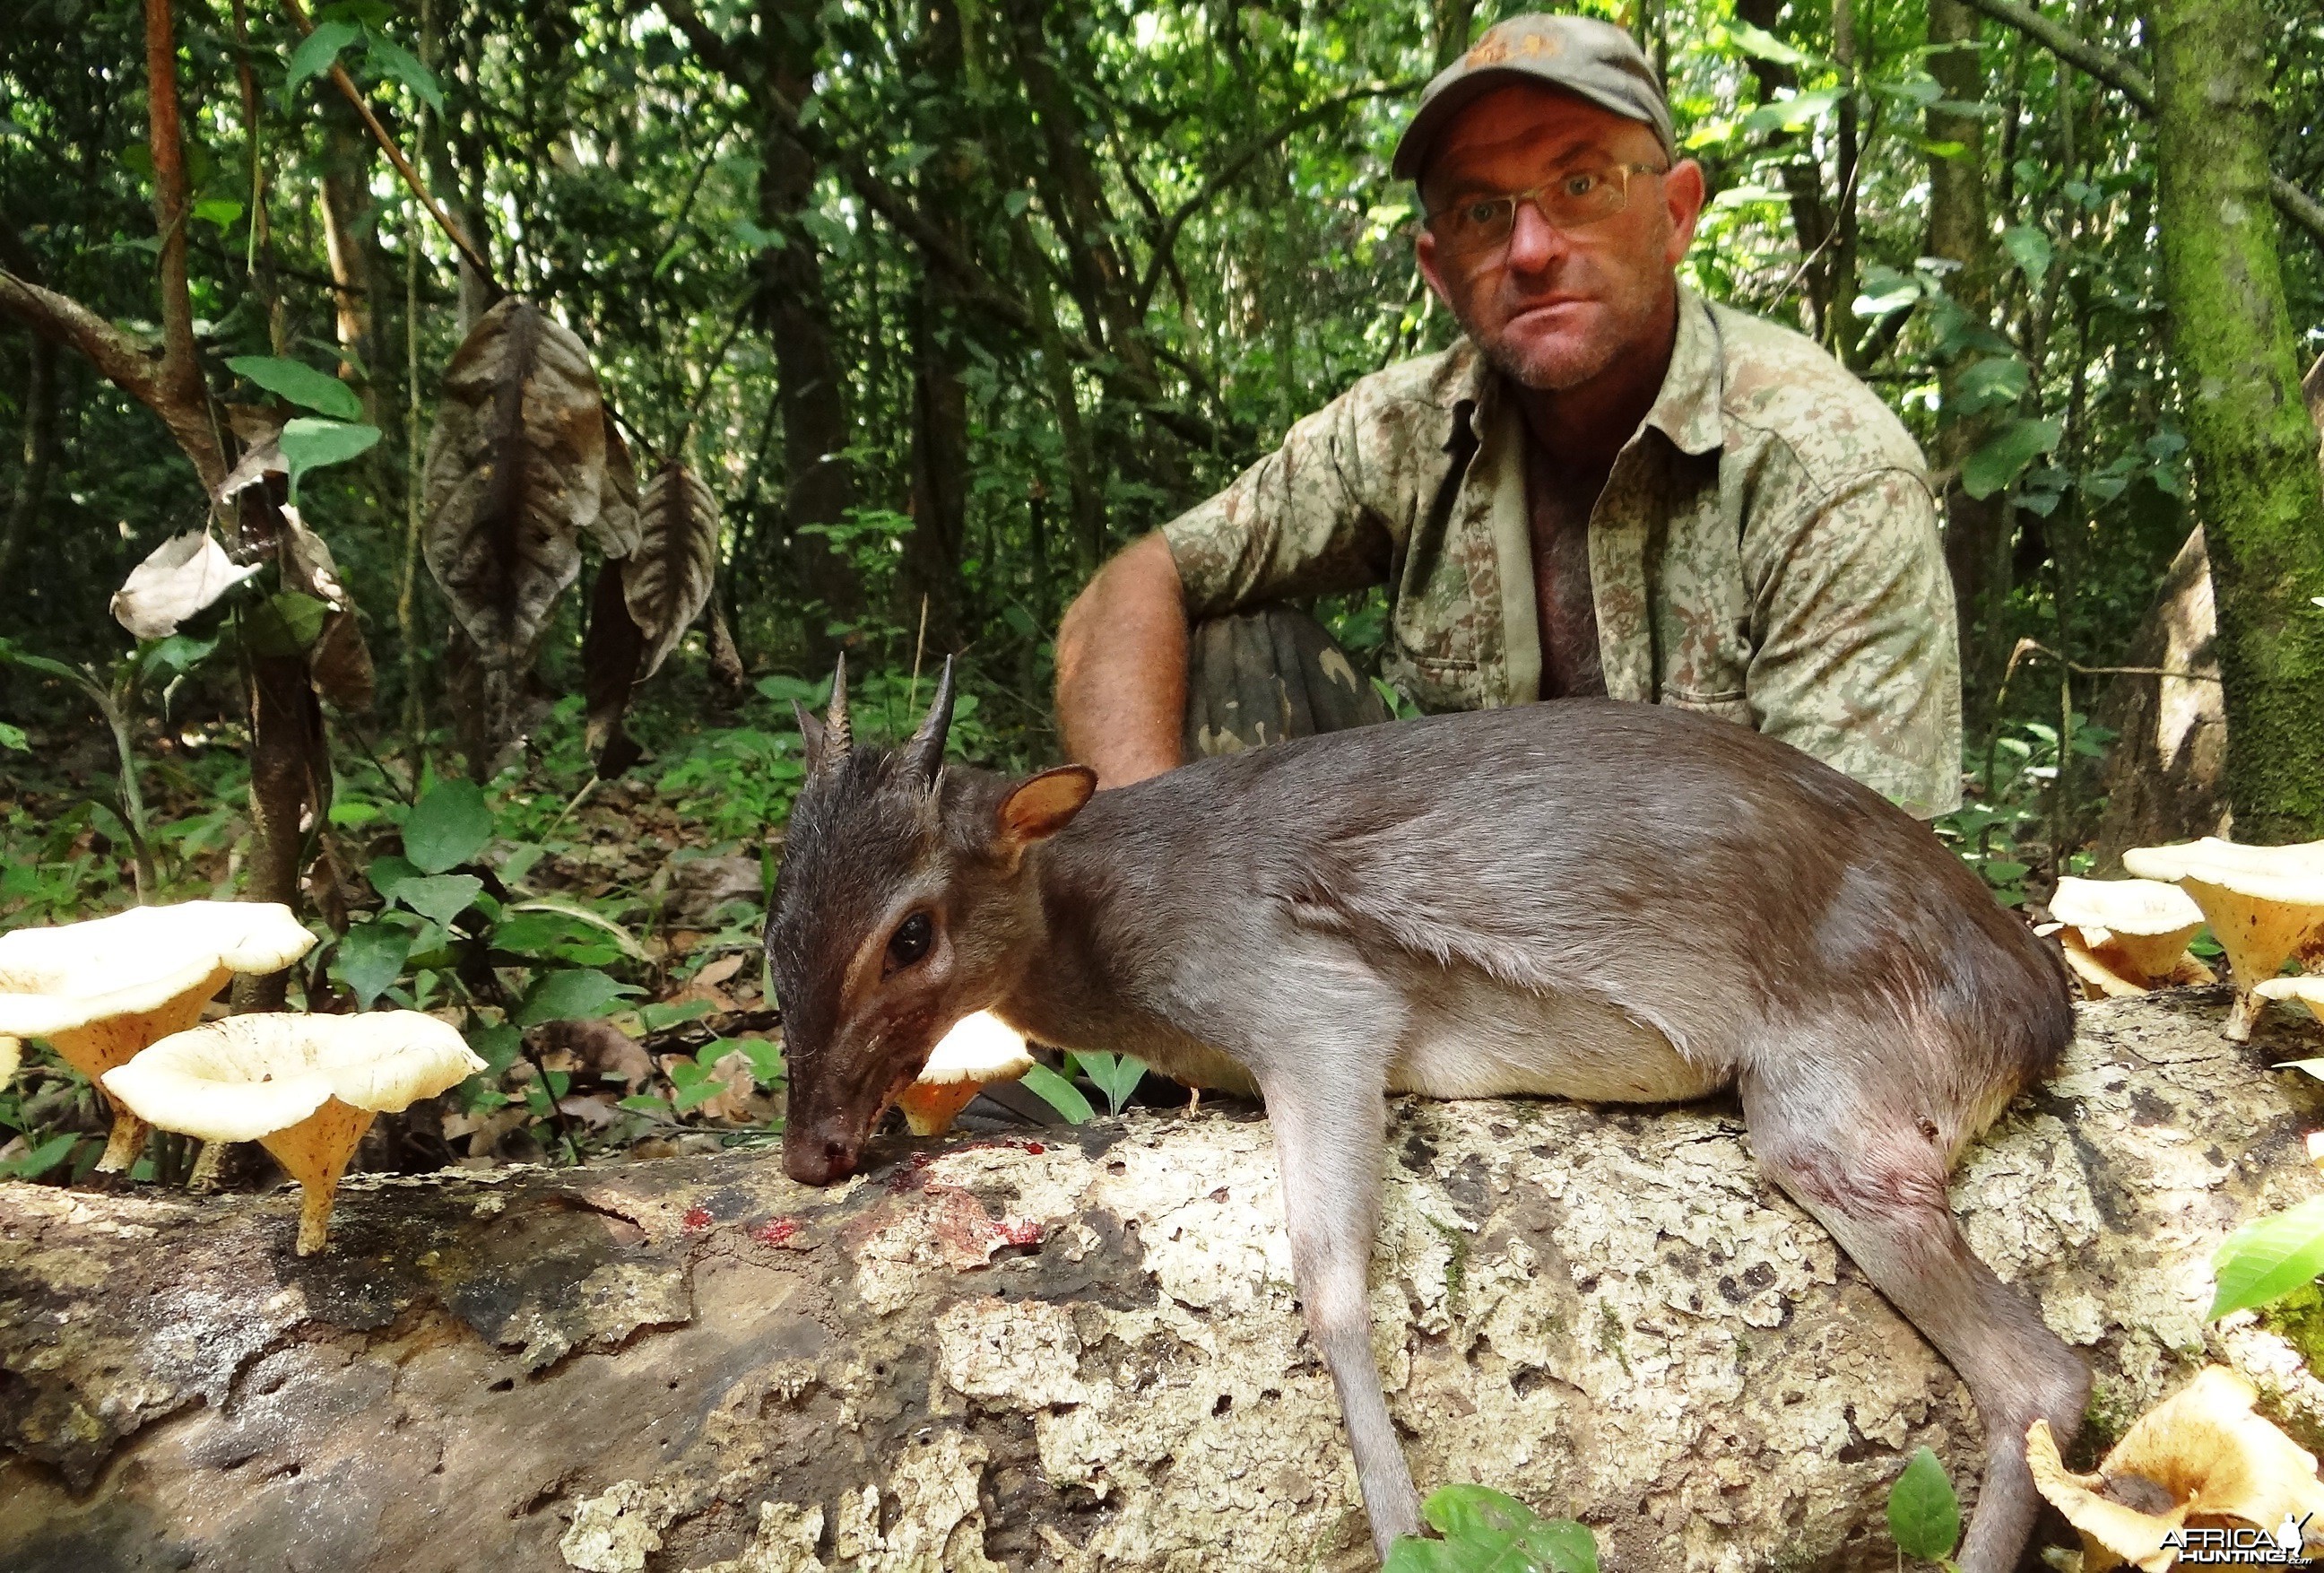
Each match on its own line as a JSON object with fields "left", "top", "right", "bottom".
{"left": 767, "top": 656, "right": 1094, "bottom": 1184}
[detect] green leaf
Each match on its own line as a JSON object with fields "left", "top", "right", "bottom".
{"left": 739, "top": 1039, "right": 784, "bottom": 1088}
{"left": 193, "top": 197, "right": 245, "bottom": 230}
{"left": 2001, "top": 223, "right": 2053, "bottom": 286}
{"left": 361, "top": 34, "right": 445, "bottom": 115}
{"left": 491, "top": 910, "right": 591, "bottom": 959}
{"left": 755, "top": 674, "right": 828, "bottom": 706}
{"left": 285, "top": 20, "right": 361, "bottom": 96}
{"left": 731, "top": 218, "right": 787, "bottom": 251}
{"left": 0, "top": 1132, "right": 83, "bottom": 1180}
{"left": 1851, "top": 265, "right": 1923, "bottom": 320}
{"left": 141, "top": 633, "right": 218, "bottom": 682}
{"left": 334, "top": 919, "right": 412, "bottom": 1009}
{"left": 1951, "top": 356, "right": 2030, "bottom": 416}
{"left": 1961, "top": 418, "right": 2062, "bottom": 500}
{"left": 1069, "top": 1050, "right": 1149, "bottom": 1115}
{"left": 369, "top": 853, "right": 423, "bottom": 902}
{"left": 639, "top": 998, "right": 716, "bottom": 1032}
{"left": 1726, "top": 19, "right": 1817, "bottom": 68}
{"left": 0, "top": 723, "right": 25, "bottom": 752}
{"left": 1383, "top": 1484, "right": 1597, "bottom": 1573}
{"left": 516, "top": 969, "right": 644, "bottom": 1027}
{"left": 403, "top": 780, "right": 493, "bottom": 873}
{"left": 226, "top": 355, "right": 362, "bottom": 421}
{"left": 469, "top": 1023, "right": 525, "bottom": 1077}
{"left": 277, "top": 418, "right": 382, "bottom": 501}
{"left": 1888, "top": 1447, "right": 1961, "bottom": 1561}
{"left": 503, "top": 897, "right": 647, "bottom": 960}
{"left": 1019, "top": 1061, "right": 1095, "bottom": 1124}
{"left": 2210, "top": 1195, "right": 2324, "bottom": 1320}
{"left": 392, "top": 873, "right": 484, "bottom": 927}
{"left": 243, "top": 591, "right": 331, "bottom": 657}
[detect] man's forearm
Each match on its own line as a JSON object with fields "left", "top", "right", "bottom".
{"left": 1055, "top": 533, "right": 1192, "bottom": 789}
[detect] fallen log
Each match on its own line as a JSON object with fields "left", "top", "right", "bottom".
{"left": 5, "top": 989, "right": 2324, "bottom": 1572}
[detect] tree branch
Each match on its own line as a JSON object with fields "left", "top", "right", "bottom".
{"left": 1957, "top": 0, "right": 2324, "bottom": 249}
{"left": 657, "top": 0, "right": 1244, "bottom": 454}
{"left": 1133, "top": 82, "right": 1420, "bottom": 319}
{"left": 144, "top": 0, "right": 226, "bottom": 492}
{"left": 281, "top": 0, "right": 498, "bottom": 282}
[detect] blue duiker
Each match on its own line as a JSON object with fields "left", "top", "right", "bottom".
{"left": 765, "top": 655, "right": 2087, "bottom": 1570}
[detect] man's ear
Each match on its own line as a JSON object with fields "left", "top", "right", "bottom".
{"left": 1414, "top": 225, "right": 1455, "bottom": 312}
{"left": 998, "top": 766, "right": 1097, "bottom": 855}
{"left": 1662, "top": 157, "right": 1706, "bottom": 265}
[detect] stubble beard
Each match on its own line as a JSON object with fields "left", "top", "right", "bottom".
{"left": 1452, "top": 284, "right": 1659, "bottom": 394}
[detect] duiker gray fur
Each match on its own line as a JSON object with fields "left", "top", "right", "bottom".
{"left": 765, "top": 656, "right": 2086, "bottom": 1569}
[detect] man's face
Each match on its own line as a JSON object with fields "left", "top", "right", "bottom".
{"left": 1414, "top": 84, "right": 1704, "bottom": 394}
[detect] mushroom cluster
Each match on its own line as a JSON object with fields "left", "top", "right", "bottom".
{"left": 2027, "top": 1366, "right": 2324, "bottom": 1572}
{"left": 0, "top": 902, "right": 316, "bottom": 1170}
{"left": 104, "top": 1012, "right": 482, "bottom": 1254}
{"left": 2120, "top": 839, "right": 2324, "bottom": 1039}
{"left": 2042, "top": 876, "right": 2215, "bottom": 999}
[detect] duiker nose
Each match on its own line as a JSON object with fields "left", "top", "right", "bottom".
{"left": 783, "top": 1134, "right": 858, "bottom": 1186}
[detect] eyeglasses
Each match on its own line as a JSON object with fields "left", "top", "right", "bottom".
{"left": 1424, "top": 163, "right": 1669, "bottom": 256}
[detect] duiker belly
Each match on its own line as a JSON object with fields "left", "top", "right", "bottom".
{"left": 1384, "top": 960, "right": 1727, "bottom": 1103}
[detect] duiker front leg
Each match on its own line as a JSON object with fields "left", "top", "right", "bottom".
{"left": 1739, "top": 1067, "right": 2089, "bottom": 1573}
{"left": 1258, "top": 1063, "right": 1424, "bottom": 1560}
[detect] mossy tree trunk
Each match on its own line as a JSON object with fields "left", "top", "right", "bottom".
{"left": 2151, "top": 0, "right": 2324, "bottom": 842}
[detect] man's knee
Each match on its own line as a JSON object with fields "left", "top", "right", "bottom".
{"left": 1182, "top": 606, "right": 1389, "bottom": 759}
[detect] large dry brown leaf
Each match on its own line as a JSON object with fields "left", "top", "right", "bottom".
{"left": 593, "top": 418, "right": 642, "bottom": 560}
{"left": 579, "top": 558, "right": 646, "bottom": 778}
{"left": 420, "top": 298, "right": 608, "bottom": 675}
{"left": 624, "top": 463, "right": 720, "bottom": 680}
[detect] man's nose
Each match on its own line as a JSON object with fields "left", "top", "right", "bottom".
{"left": 1503, "top": 198, "right": 1571, "bottom": 275}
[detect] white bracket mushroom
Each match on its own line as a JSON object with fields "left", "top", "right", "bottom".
{"left": 898, "top": 1012, "right": 1035, "bottom": 1137}
{"left": 0, "top": 902, "right": 316, "bottom": 1171}
{"left": 102, "top": 1012, "right": 483, "bottom": 1254}
{"left": 2040, "top": 875, "right": 2215, "bottom": 998}
{"left": 2120, "top": 839, "right": 2324, "bottom": 1039}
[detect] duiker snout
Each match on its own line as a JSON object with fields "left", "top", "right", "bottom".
{"left": 783, "top": 1121, "right": 861, "bottom": 1185}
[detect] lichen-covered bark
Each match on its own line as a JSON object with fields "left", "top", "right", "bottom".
{"left": 5, "top": 991, "right": 2324, "bottom": 1573}
{"left": 2151, "top": 0, "right": 2324, "bottom": 841}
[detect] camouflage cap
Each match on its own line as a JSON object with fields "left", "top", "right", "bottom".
{"left": 1392, "top": 14, "right": 1677, "bottom": 182}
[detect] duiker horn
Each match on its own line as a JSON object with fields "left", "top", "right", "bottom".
{"left": 901, "top": 657, "right": 956, "bottom": 787}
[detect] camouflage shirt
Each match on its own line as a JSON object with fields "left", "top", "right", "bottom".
{"left": 1160, "top": 286, "right": 1963, "bottom": 816}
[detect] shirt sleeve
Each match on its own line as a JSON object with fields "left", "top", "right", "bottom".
{"left": 1158, "top": 383, "right": 1405, "bottom": 620}
{"left": 1744, "top": 466, "right": 1964, "bottom": 818}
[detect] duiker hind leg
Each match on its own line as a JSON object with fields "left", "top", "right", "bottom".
{"left": 1739, "top": 1066, "right": 2088, "bottom": 1573}
{"left": 1255, "top": 1062, "right": 1424, "bottom": 1560}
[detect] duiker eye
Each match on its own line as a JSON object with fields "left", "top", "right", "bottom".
{"left": 885, "top": 911, "right": 934, "bottom": 973}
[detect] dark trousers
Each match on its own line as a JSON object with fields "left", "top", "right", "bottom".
{"left": 1182, "top": 606, "right": 1390, "bottom": 760}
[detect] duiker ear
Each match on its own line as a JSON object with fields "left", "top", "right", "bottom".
{"left": 997, "top": 766, "right": 1097, "bottom": 851}
{"left": 793, "top": 700, "right": 828, "bottom": 773}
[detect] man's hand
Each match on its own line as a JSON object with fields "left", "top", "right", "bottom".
{"left": 1055, "top": 533, "right": 1190, "bottom": 789}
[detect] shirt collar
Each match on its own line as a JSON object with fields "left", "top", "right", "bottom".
{"left": 1436, "top": 282, "right": 1727, "bottom": 458}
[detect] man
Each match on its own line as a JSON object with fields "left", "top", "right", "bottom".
{"left": 1054, "top": 13, "right": 1962, "bottom": 816}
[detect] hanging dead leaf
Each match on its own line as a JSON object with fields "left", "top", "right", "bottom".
{"left": 579, "top": 558, "right": 645, "bottom": 778}
{"left": 213, "top": 427, "right": 287, "bottom": 507}
{"left": 110, "top": 532, "right": 264, "bottom": 639}
{"left": 706, "top": 592, "right": 745, "bottom": 690}
{"left": 277, "top": 508, "right": 374, "bottom": 712}
{"left": 625, "top": 463, "right": 720, "bottom": 680}
{"left": 420, "top": 296, "right": 608, "bottom": 691}
{"left": 592, "top": 417, "right": 643, "bottom": 560}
